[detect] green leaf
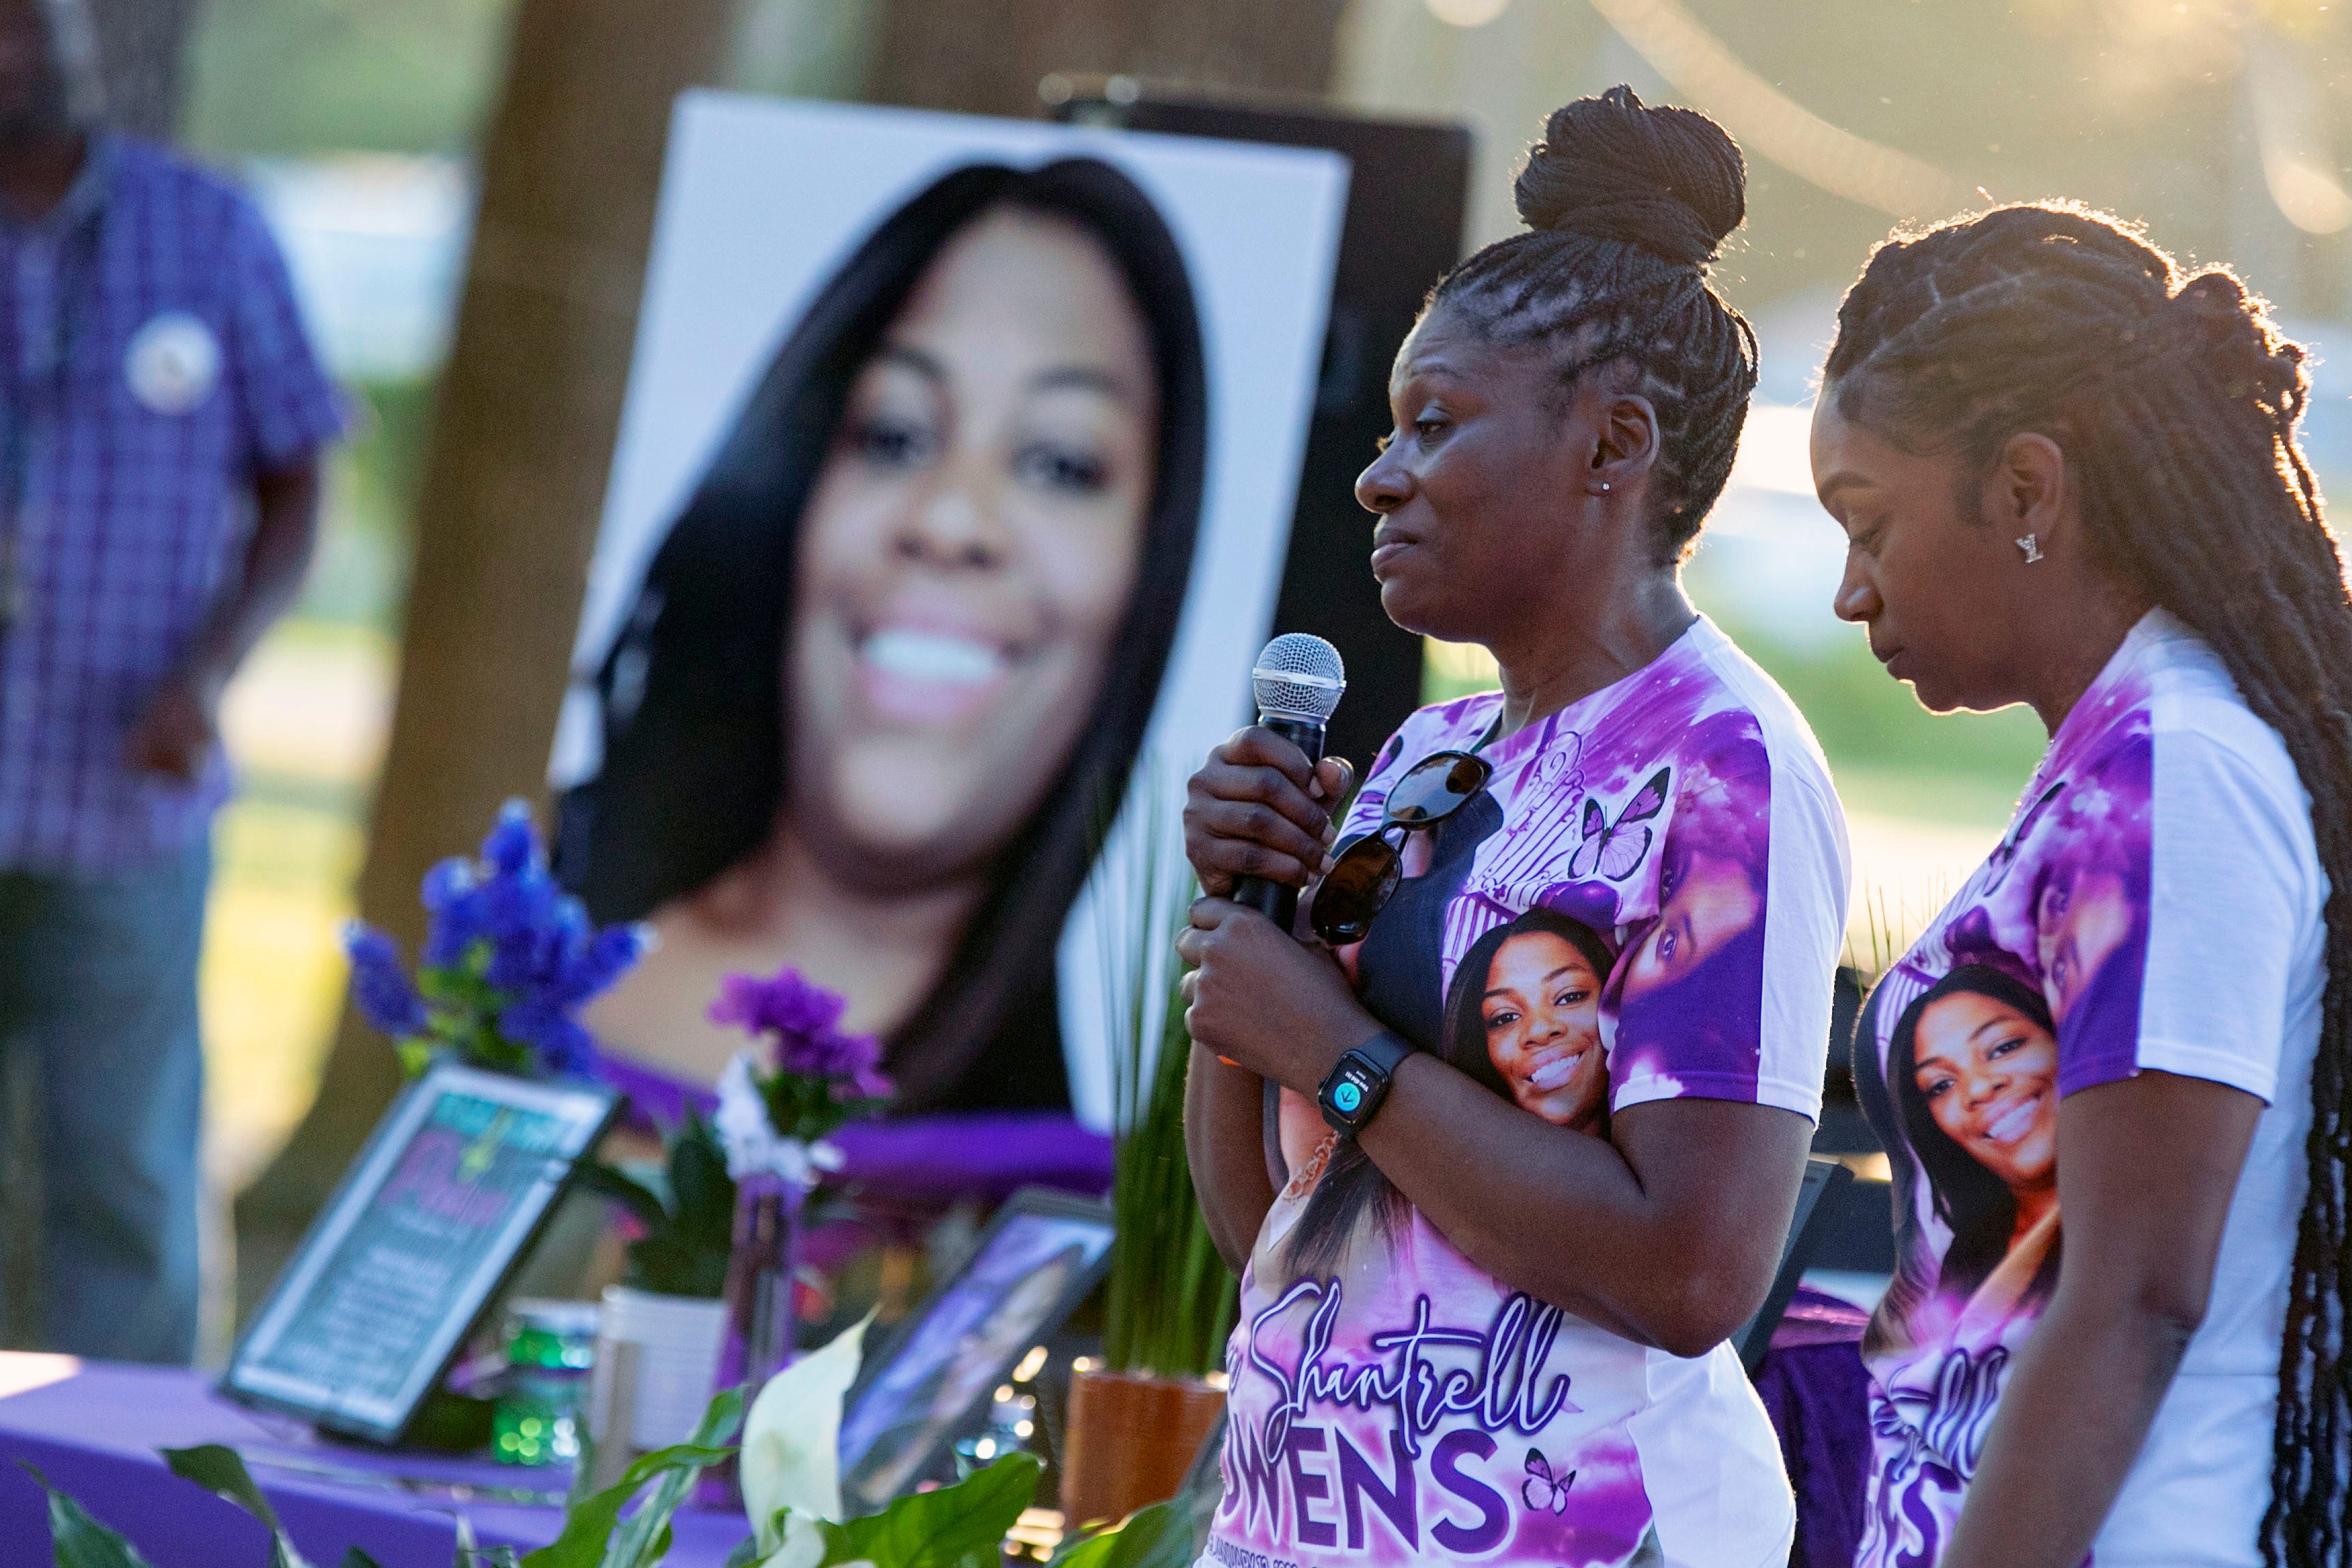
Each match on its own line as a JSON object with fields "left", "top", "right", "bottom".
{"left": 161, "top": 1446, "right": 309, "bottom": 1568}
{"left": 571, "top": 1160, "right": 672, "bottom": 1237}
{"left": 1047, "top": 1500, "right": 1177, "bottom": 1568}
{"left": 18, "top": 1464, "right": 154, "bottom": 1568}
{"left": 598, "top": 1386, "right": 745, "bottom": 1568}
{"left": 817, "top": 1451, "right": 1041, "bottom": 1568}
{"left": 669, "top": 1112, "right": 737, "bottom": 1246}
{"left": 515, "top": 1440, "right": 735, "bottom": 1568}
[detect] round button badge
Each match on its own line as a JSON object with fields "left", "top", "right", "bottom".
{"left": 1333, "top": 1081, "right": 1363, "bottom": 1113}
{"left": 125, "top": 311, "right": 222, "bottom": 416}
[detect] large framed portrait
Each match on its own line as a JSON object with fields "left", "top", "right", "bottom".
{"left": 548, "top": 93, "right": 1348, "bottom": 1133}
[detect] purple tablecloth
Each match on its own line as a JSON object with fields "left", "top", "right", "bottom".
{"left": 0, "top": 1296, "right": 1874, "bottom": 1568}
{"left": 1754, "top": 1288, "right": 1874, "bottom": 1568}
{"left": 0, "top": 1356, "right": 751, "bottom": 1568}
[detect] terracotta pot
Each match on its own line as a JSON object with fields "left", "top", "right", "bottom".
{"left": 1059, "top": 1363, "right": 1226, "bottom": 1529}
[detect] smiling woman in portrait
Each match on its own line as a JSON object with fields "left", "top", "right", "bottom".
{"left": 1441, "top": 906, "right": 1616, "bottom": 1135}
{"left": 1880, "top": 966, "right": 2062, "bottom": 1327}
{"left": 556, "top": 158, "right": 1206, "bottom": 1115}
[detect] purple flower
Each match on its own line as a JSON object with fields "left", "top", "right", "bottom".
{"left": 500, "top": 998, "right": 601, "bottom": 1080}
{"left": 482, "top": 797, "right": 542, "bottom": 877}
{"left": 344, "top": 922, "right": 428, "bottom": 1039}
{"left": 710, "top": 968, "right": 847, "bottom": 1044}
{"left": 563, "top": 922, "right": 653, "bottom": 1005}
{"left": 419, "top": 857, "right": 485, "bottom": 968}
{"left": 709, "top": 966, "right": 894, "bottom": 1117}
{"left": 361, "top": 802, "right": 650, "bottom": 1082}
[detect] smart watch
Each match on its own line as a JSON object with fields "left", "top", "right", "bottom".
{"left": 1317, "top": 1031, "right": 1415, "bottom": 1137}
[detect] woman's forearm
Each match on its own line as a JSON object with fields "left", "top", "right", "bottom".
{"left": 1184, "top": 1042, "right": 1274, "bottom": 1272}
{"left": 1359, "top": 1055, "right": 1808, "bottom": 1354}
{"left": 1940, "top": 1290, "right": 2195, "bottom": 1568}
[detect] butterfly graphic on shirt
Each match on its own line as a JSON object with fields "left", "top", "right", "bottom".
{"left": 1522, "top": 1448, "right": 1577, "bottom": 1515}
{"left": 1564, "top": 766, "right": 1671, "bottom": 883}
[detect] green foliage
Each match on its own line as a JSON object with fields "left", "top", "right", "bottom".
{"left": 574, "top": 1110, "right": 738, "bottom": 1298}
{"left": 296, "top": 377, "right": 433, "bottom": 634}
{"left": 1719, "top": 615, "right": 2043, "bottom": 793}
{"left": 184, "top": 0, "right": 516, "bottom": 156}
{"left": 758, "top": 1068, "right": 887, "bottom": 1150}
{"left": 518, "top": 1384, "right": 742, "bottom": 1568}
{"left": 160, "top": 1447, "right": 307, "bottom": 1568}
{"left": 808, "top": 1452, "right": 1041, "bottom": 1568}
{"left": 1047, "top": 1500, "right": 1177, "bottom": 1568}
{"left": 22, "top": 1463, "right": 154, "bottom": 1568}
{"left": 1098, "top": 795, "right": 1237, "bottom": 1380}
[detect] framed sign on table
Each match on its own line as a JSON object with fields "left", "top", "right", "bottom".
{"left": 223, "top": 1061, "right": 620, "bottom": 1444}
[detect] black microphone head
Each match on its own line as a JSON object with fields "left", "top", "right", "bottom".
{"left": 1251, "top": 633, "right": 1346, "bottom": 725}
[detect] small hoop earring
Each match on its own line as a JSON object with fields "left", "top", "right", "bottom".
{"left": 2015, "top": 533, "right": 2043, "bottom": 564}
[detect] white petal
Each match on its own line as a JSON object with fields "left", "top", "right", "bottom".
{"left": 754, "top": 1513, "right": 830, "bottom": 1568}
{"left": 742, "top": 1314, "right": 869, "bottom": 1551}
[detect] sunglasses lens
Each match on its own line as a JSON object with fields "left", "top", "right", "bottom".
{"left": 1387, "top": 751, "right": 1491, "bottom": 824}
{"left": 1311, "top": 835, "right": 1404, "bottom": 945}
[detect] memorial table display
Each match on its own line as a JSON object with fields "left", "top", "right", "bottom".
{"left": 223, "top": 1062, "right": 620, "bottom": 1444}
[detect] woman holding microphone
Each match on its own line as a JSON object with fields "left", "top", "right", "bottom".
{"left": 1818, "top": 206, "right": 2351, "bottom": 1567}
{"left": 1177, "top": 88, "right": 1849, "bottom": 1568}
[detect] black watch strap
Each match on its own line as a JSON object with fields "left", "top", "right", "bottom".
{"left": 1318, "top": 1030, "right": 1414, "bottom": 1137}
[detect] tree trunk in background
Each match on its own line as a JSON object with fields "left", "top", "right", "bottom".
{"left": 865, "top": 0, "right": 1349, "bottom": 117}
{"left": 232, "top": 0, "right": 733, "bottom": 1313}
{"left": 87, "top": 0, "right": 198, "bottom": 139}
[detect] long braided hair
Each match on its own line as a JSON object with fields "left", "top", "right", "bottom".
{"left": 1824, "top": 201, "right": 2352, "bottom": 1566}
{"left": 1285, "top": 85, "right": 1760, "bottom": 1276}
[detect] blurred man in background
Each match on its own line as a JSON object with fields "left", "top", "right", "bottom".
{"left": 0, "top": 0, "right": 341, "bottom": 1362}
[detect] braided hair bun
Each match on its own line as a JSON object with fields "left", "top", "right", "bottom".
{"left": 1513, "top": 85, "right": 1746, "bottom": 268}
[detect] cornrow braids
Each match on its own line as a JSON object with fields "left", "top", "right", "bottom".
{"left": 1429, "top": 85, "right": 1761, "bottom": 563}
{"left": 1827, "top": 200, "right": 2352, "bottom": 1567}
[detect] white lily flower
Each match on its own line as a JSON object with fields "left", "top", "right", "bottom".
{"left": 756, "top": 1513, "right": 830, "bottom": 1568}
{"left": 741, "top": 1313, "right": 870, "bottom": 1555}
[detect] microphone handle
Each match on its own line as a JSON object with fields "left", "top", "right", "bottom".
{"left": 1232, "top": 715, "right": 1327, "bottom": 931}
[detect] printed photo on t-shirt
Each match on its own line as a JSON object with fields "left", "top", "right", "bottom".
{"left": 1860, "top": 965, "right": 2062, "bottom": 1352}
{"left": 1440, "top": 907, "right": 1618, "bottom": 1137}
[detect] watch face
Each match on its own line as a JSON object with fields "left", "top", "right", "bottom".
{"left": 1331, "top": 1079, "right": 1365, "bottom": 1115}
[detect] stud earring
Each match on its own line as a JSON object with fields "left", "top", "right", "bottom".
{"left": 2015, "top": 533, "right": 2043, "bottom": 564}
{"left": 1598, "top": 482, "right": 1611, "bottom": 493}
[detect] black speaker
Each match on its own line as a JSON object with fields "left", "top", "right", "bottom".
{"left": 1053, "top": 89, "right": 1474, "bottom": 773}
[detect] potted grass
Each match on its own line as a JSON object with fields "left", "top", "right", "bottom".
{"left": 573, "top": 1110, "right": 739, "bottom": 1463}
{"left": 1060, "top": 808, "right": 1236, "bottom": 1531}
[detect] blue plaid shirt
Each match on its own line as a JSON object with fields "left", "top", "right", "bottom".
{"left": 0, "top": 136, "right": 344, "bottom": 876}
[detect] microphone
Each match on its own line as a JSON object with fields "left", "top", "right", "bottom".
{"left": 1231, "top": 633, "right": 1346, "bottom": 930}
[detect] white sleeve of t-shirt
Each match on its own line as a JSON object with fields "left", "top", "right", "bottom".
{"left": 1758, "top": 760, "right": 1852, "bottom": 1121}
{"left": 2139, "top": 703, "right": 2323, "bottom": 1104}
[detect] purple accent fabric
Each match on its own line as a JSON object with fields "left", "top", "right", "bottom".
{"left": 0, "top": 136, "right": 346, "bottom": 875}
{"left": 1757, "top": 1289, "right": 1872, "bottom": 1568}
{"left": 0, "top": 1355, "right": 751, "bottom": 1566}
{"left": 596, "top": 1052, "right": 1114, "bottom": 1207}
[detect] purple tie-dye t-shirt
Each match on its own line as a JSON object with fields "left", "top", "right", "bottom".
{"left": 1853, "top": 612, "right": 2325, "bottom": 1567}
{"left": 1206, "top": 618, "right": 1849, "bottom": 1568}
